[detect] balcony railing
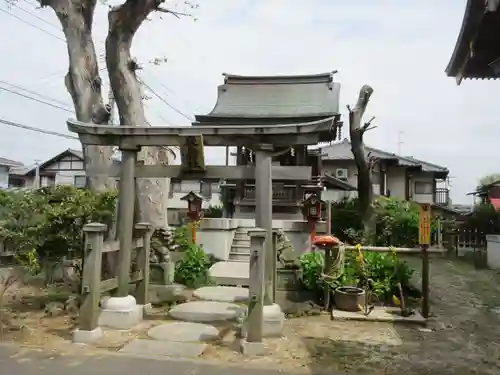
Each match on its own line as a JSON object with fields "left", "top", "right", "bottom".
{"left": 242, "top": 184, "right": 297, "bottom": 202}
{"left": 435, "top": 188, "right": 450, "bottom": 206}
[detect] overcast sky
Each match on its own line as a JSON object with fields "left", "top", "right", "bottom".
{"left": 0, "top": 0, "right": 497, "bottom": 204}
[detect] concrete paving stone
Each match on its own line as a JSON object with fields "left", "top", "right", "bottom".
{"left": 169, "top": 300, "right": 246, "bottom": 322}
{"left": 193, "top": 286, "right": 249, "bottom": 303}
{"left": 148, "top": 322, "right": 220, "bottom": 342}
{"left": 119, "top": 339, "right": 206, "bottom": 358}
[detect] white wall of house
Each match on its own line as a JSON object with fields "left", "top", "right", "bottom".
{"left": 411, "top": 172, "right": 435, "bottom": 204}
{"left": 30, "top": 155, "right": 86, "bottom": 188}
{"left": 386, "top": 167, "right": 406, "bottom": 198}
{"left": 0, "top": 166, "right": 9, "bottom": 188}
{"left": 323, "top": 160, "right": 441, "bottom": 204}
{"left": 168, "top": 180, "right": 222, "bottom": 210}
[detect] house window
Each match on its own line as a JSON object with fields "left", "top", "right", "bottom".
{"left": 74, "top": 175, "right": 87, "bottom": 188}
{"left": 414, "top": 181, "right": 433, "bottom": 194}
{"left": 200, "top": 181, "right": 212, "bottom": 198}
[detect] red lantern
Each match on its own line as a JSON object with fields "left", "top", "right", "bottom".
{"left": 181, "top": 191, "right": 203, "bottom": 243}
{"left": 301, "top": 194, "right": 324, "bottom": 247}
{"left": 181, "top": 191, "right": 203, "bottom": 221}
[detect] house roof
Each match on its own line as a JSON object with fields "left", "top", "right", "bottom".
{"left": 194, "top": 72, "right": 341, "bottom": 125}
{"left": 466, "top": 178, "right": 500, "bottom": 195}
{"left": 0, "top": 157, "right": 23, "bottom": 168}
{"left": 320, "top": 139, "right": 449, "bottom": 177}
{"left": 323, "top": 172, "right": 357, "bottom": 191}
{"left": 23, "top": 148, "right": 84, "bottom": 176}
{"left": 445, "top": 0, "right": 500, "bottom": 83}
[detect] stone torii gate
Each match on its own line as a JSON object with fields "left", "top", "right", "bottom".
{"left": 68, "top": 116, "right": 337, "bottom": 297}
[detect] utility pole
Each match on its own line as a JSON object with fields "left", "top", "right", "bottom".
{"left": 108, "top": 87, "right": 116, "bottom": 125}
{"left": 34, "top": 159, "right": 41, "bottom": 189}
{"left": 397, "top": 131, "right": 405, "bottom": 155}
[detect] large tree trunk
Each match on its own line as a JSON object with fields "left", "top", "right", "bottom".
{"left": 45, "top": 0, "right": 117, "bottom": 275}
{"left": 348, "top": 85, "right": 376, "bottom": 244}
{"left": 106, "top": 0, "right": 169, "bottom": 229}
{"left": 45, "top": 0, "right": 115, "bottom": 191}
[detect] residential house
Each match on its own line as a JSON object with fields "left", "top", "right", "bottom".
{"left": 319, "top": 139, "right": 451, "bottom": 207}
{"left": 467, "top": 179, "right": 500, "bottom": 210}
{"left": 8, "top": 149, "right": 86, "bottom": 188}
{"left": 0, "top": 157, "right": 23, "bottom": 189}
{"left": 167, "top": 179, "right": 223, "bottom": 223}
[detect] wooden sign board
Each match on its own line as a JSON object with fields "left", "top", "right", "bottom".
{"left": 180, "top": 135, "right": 206, "bottom": 172}
{"left": 419, "top": 203, "right": 431, "bottom": 245}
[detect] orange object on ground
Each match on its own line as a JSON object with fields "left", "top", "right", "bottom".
{"left": 313, "top": 235, "right": 341, "bottom": 247}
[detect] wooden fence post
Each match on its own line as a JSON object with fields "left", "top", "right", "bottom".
{"left": 80, "top": 222, "right": 107, "bottom": 332}
{"left": 421, "top": 244, "right": 430, "bottom": 318}
{"left": 326, "top": 200, "right": 332, "bottom": 235}
{"left": 271, "top": 230, "right": 278, "bottom": 303}
{"left": 135, "top": 222, "right": 153, "bottom": 305}
{"left": 241, "top": 228, "right": 266, "bottom": 355}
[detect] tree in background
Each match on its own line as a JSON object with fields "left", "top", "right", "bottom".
{"left": 347, "top": 85, "right": 377, "bottom": 243}
{"left": 477, "top": 173, "right": 500, "bottom": 190}
{"left": 29, "top": 0, "right": 197, "bottom": 231}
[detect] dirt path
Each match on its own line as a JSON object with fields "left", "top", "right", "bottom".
{"left": 340, "top": 257, "right": 500, "bottom": 375}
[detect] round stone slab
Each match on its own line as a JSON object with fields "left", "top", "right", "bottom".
{"left": 148, "top": 322, "right": 220, "bottom": 342}
{"left": 193, "top": 286, "right": 249, "bottom": 303}
{"left": 169, "top": 301, "right": 244, "bottom": 322}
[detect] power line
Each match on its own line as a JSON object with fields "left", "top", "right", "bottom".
{"left": 0, "top": 79, "right": 72, "bottom": 108}
{"left": 11, "top": 0, "right": 62, "bottom": 32}
{"left": 138, "top": 77, "right": 194, "bottom": 122}
{"left": 0, "top": 84, "right": 73, "bottom": 113}
{"left": 0, "top": 117, "right": 78, "bottom": 140}
{"left": 0, "top": 7, "right": 65, "bottom": 42}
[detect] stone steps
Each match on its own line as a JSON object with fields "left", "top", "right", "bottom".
{"left": 228, "top": 227, "right": 251, "bottom": 262}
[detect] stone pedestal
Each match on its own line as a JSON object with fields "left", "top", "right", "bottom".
{"left": 240, "top": 339, "right": 266, "bottom": 356}
{"left": 262, "top": 303, "right": 285, "bottom": 337}
{"left": 98, "top": 295, "right": 143, "bottom": 329}
{"left": 242, "top": 303, "right": 284, "bottom": 338}
{"left": 72, "top": 327, "right": 103, "bottom": 344}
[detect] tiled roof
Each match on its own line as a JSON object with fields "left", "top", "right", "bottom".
{"left": 195, "top": 72, "right": 341, "bottom": 122}
{"left": 320, "top": 139, "right": 449, "bottom": 174}
{"left": 0, "top": 157, "right": 23, "bottom": 167}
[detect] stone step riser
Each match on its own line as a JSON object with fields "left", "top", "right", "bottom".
{"left": 231, "top": 244, "right": 250, "bottom": 251}
{"left": 230, "top": 250, "right": 250, "bottom": 258}
{"left": 228, "top": 253, "right": 250, "bottom": 262}
{"left": 232, "top": 239, "right": 250, "bottom": 246}
{"left": 233, "top": 233, "right": 250, "bottom": 240}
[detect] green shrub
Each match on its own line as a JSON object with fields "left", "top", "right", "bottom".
{"left": 0, "top": 186, "right": 117, "bottom": 262}
{"left": 299, "top": 249, "right": 415, "bottom": 301}
{"left": 204, "top": 205, "right": 224, "bottom": 218}
{"left": 174, "top": 244, "right": 213, "bottom": 288}
{"left": 330, "top": 196, "right": 438, "bottom": 247}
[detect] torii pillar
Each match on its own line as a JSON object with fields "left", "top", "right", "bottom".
{"left": 254, "top": 144, "right": 284, "bottom": 337}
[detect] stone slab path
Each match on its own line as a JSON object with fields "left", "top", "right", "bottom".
{"left": 148, "top": 321, "right": 220, "bottom": 342}
{"left": 120, "top": 339, "right": 206, "bottom": 358}
{"left": 194, "top": 286, "right": 249, "bottom": 303}
{"left": 169, "top": 300, "right": 246, "bottom": 322}
{"left": 120, "top": 321, "right": 221, "bottom": 359}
